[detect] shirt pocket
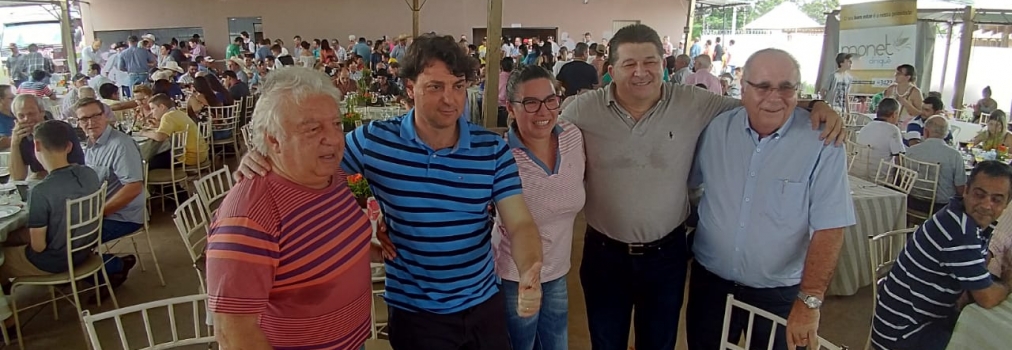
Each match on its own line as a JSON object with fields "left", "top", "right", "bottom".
{"left": 768, "top": 179, "right": 808, "bottom": 223}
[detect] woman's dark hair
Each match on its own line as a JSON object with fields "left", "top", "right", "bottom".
{"left": 984, "top": 86, "right": 993, "bottom": 97}
{"left": 519, "top": 45, "right": 529, "bottom": 56}
{"left": 206, "top": 75, "right": 234, "bottom": 105}
{"left": 170, "top": 37, "right": 179, "bottom": 46}
{"left": 665, "top": 56, "right": 676, "bottom": 71}
{"left": 161, "top": 44, "right": 172, "bottom": 52}
{"left": 321, "top": 39, "right": 332, "bottom": 52}
{"left": 300, "top": 41, "right": 311, "bottom": 50}
{"left": 608, "top": 24, "right": 663, "bottom": 65}
{"left": 505, "top": 64, "right": 555, "bottom": 102}
{"left": 968, "top": 160, "right": 1012, "bottom": 198}
{"left": 399, "top": 33, "right": 477, "bottom": 82}
{"left": 500, "top": 57, "right": 515, "bottom": 73}
{"left": 192, "top": 77, "right": 221, "bottom": 107}
{"left": 152, "top": 79, "right": 173, "bottom": 95}
{"left": 896, "top": 64, "right": 917, "bottom": 82}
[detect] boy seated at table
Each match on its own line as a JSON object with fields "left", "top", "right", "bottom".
{"left": 137, "top": 93, "right": 208, "bottom": 169}
{"left": 0, "top": 120, "right": 102, "bottom": 289}
{"left": 871, "top": 160, "right": 1012, "bottom": 350}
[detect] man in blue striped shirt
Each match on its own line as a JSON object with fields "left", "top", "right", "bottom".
{"left": 872, "top": 160, "right": 1012, "bottom": 350}
{"left": 238, "top": 36, "right": 544, "bottom": 350}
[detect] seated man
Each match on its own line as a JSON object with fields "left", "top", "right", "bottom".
{"left": 872, "top": 160, "right": 1012, "bottom": 350}
{"left": 905, "top": 96, "right": 952, "bottom": 146}
{"left": 15, "top": 70, "right": 56, "bottom": 100}
{"left": 98, "top": 83, "right": 131, "bottom": 121}
{"left": 9, "top": 94, "right": 86, "bottom": 181}
{"left": 854, "top": 98, "right": 905, "bottom": 180}
{"left": 905, "top": 116, "right": 967, "bottom": 215}
{"left": 687, "top": 48, "right": 856, "bottom": 350}
{"left": 139, "top": 93, "right": 208, "bottom": 169}
{"left": 0, "top": 86, "right": 15, "bottom": 149}
{"left": 74, "top": 98, "right": 142, "bottom": 286}
{"left": 221, "top": 71, "right": 250, "bottom": 102}
{"left": 0, "top": 120, "right": 101, "bottom": 285}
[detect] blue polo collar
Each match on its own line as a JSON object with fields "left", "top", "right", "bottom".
{"left": 399, "top": 109, "right": 472, "bottom": 151}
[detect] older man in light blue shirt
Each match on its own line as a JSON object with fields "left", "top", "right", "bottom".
{"left": 686, "top": 48, "right": 856, "bottom": 350}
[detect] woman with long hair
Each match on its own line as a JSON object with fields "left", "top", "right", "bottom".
{"left": 207, "top": 75, "right": 235, "bottom": 106}
{"left": 320, "top": 39, "right": 337, "bottom": 65}
{"left": 187, "top": 76, "right": 221, "bottom": 120}
{"left": 972, "top": 110, "right": 1012, "bottom": 150}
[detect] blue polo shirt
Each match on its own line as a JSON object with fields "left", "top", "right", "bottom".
{"left": 0, "top": 112, "right": 15, "bottom": 136}
{"left": 342, "top": 111, "right": 523, "bottom": 314}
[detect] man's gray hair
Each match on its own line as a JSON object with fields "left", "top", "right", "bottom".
{"left": 675, "top": 54, "right": 690, "bottom": 65}
{"left": 924, "top": 115, "right": 949, "bottom": 139}
{"left": 250, "top": 67, "right": 342, "bottom": 155}
{"left": 742, "top": 48, "right": 801, "bottom": 83}
{"left": 11, "top": 94, "right": 45, "bottom": 115}
{"left": 694, "top": 54, "right": 712, "bottom": 70}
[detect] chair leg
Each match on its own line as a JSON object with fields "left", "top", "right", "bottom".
{"left": 11, "top": 286, "right": 24, "bottom": 350}
{"left": 144, "top": 229, "right": 166, "bottom": 286}
{"left": 49, "top": 286, "right": 58, "bottom": 320}
{"left": 99, "top": 267, "right": 119, "bottom": 309}
{"left": 130, "top": 237, "right": 147, "bottom": 272}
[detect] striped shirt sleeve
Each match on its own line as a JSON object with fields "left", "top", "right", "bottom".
{"left": 491, "top": 139, "right": 523, "bottom": 202}
{"left": 938, "top": 217, "right": 994, "bottom": 291}
{"left": 341, "top": 124, "right": 367, "bottom": 175}
{"left": 206, "top": 216, "right": 279, "bottom": 315}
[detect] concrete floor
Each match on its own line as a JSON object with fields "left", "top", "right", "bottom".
{"left": 7, "top": 209, "right": 874, "bottom": 350}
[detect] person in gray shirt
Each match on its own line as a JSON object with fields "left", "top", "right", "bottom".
{"left": 74, "top": 98, "right": 142, "bottom": 286}
{"left": 905, "top": 116, "right": 968, "bottom": 215}
{"left": 0, "top": 120, "right": 100, "bottom": 285}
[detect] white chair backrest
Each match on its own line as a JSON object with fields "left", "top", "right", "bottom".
{"left": 197, "top": 121, "right": 212, "bottom": 149}
{"left": 208, "top": 104, "right": 241, "bottom": 133}
{"left": 66, "top": 182, "right": 108, "bottom": 277}
{"left": 241, "top": 124, "right": 253, "bottom": 149}
{"left": 848, "top": 113, "right": 872, "bottom": 127}
{"left": 82, "top": 294, "right": 215, "bottom": 350}
{"left": 845, "top": 141, "right": 876, "bottom": 179}
{"left": 243, "top": 95, "right": 256, "bottom": 119}
{"left": 873, "top": 159, "right": 918, "bottom": 195}
{"left": 898, "top": 155, "right": 941, "bottom": 203}
{"left": 172, "top": 196, "right": 209, "bottom": 266}
{"left": 194, "top": 165, "right": 234, "bottom": 215}
{"left": 721, "top": 294, "right": 847, "bottom": 350}
{"left": 869, "top": 228, "right": 917, "bottom": 304}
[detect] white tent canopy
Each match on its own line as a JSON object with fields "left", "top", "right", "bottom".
{"left": 743, "top": 2, "right": 821, "bottom": 30}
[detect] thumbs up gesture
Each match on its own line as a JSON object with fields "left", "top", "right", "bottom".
{"left": 516, "top": 262, "right": 543, "bottom": 318}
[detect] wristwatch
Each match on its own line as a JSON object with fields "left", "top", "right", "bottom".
{"left": 798, "top": 292, "right": 823, "bottom": 309}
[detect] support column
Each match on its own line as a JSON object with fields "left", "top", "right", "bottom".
{"left": 939, "top": 21, "right": 954, "bottom": 95}
{"left": 683, "top": 0, "right": 697, "bottom": 54}
{"left": 483, "top": 0, "right": 504, "bottom": 130}
{"left": 412, "top": 0, "right": 420, "bottom": 38}
{"left": 59, "top": 0, "right": 78, "bottom": 76}
{"left": 951, "top": 6, "right": 975, "bottom": 109}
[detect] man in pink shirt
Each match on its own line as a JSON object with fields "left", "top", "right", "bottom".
{"left": 685, "top": 55, "right": 722, "bottom": 95}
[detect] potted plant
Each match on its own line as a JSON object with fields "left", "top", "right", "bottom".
{"left": 347, "top": 173, "right": 372, "bottom": 208}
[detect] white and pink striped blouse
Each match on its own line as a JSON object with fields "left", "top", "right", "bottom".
{"left": 493, "top": 120, "right": 586, "bottom": 283}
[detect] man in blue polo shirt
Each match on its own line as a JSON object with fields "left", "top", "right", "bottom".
{"left": 238, "top": 37, "right": 544, "bottom": 350}
{"left": 872, "top": 160, "right": 1012, "bottom": 350}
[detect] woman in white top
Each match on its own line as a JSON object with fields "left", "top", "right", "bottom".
{"left": 297, "top": 41, "right": 316, "bottom": 69}
{"left": 883, "top": 64, "right": 923, "bottom": 129}
{"left": 493, "top": 65, "right": 585, "bottom": 350}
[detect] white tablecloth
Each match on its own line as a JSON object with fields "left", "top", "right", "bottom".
{"left": 949, "top": 120, "right": 982, "bottom": 144}
{"left": 946, "top": 296, "right": 1012, "bottom": 350}
{"left": 827, "top": 176, "right": 908, "bottom": 296}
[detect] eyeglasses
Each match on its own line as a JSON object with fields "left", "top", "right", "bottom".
{"left": 510, "top": 96, "right": 561, "bottom": 113}
{"left": 75, "top": 112, "right": 105, "bottom": 125}
{"left": 744, "top": 80, "right": 799, "bottom": 98}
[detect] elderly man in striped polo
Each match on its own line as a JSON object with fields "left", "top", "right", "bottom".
{"left": 872, "top": 160, "right": 1012, "bottom": 350}
{"left": 238, "top": 34, "right": 544, "bottom": 350}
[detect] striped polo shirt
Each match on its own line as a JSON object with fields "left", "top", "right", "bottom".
{"left": 343, "top": 111, "right": 523, "bottom": 314}
{"left": 871, "top": 197, "right": 994, "bottom": 350}
{"left": 493, "top": 121, "right": 586, "bottom": 283}
{"left": 206, "top": 172, "right": 373, "bottom": 350}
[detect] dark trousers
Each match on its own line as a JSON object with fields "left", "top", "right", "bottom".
{"left": 149, "top": 151, "right": 173, "bottom": 170}
{"left": 871, "top": 310, "right": 956, "bottom": 350}
{"left": 580, "top": 225, "right": 689, "bottom": 350}
{"left": 686, "top": 261, "right": 801, "bottom": 350}
{"left": 388, "top": 292, "right": 511, "bottom": 350}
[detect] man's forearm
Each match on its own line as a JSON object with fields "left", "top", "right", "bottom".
{"left": 509, "top": 221, "right": 544, "bottom": 276}
{"left": 103, "top": 183, "right": 142, "bottom": 216}
{"left": 214, "top": 315, "right": 273, "bottom": 350}
{"left": 799, "top": 228, "right": 845, "bottom": 298}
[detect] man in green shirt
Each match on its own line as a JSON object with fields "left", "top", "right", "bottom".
{"left": 225, "top": 36, "right": 244, "bottom": 60}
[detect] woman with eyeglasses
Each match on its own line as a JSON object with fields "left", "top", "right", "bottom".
{"left": 493, "top": 65, "right": 586, "bottom": 350}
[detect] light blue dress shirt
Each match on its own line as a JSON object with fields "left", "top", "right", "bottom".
{"left": 690, "top": 106, "right": 856, "bottom": 288}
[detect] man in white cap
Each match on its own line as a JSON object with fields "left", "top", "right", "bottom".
{"left": 227, "top": 58, "right": 249, "bottom": 85}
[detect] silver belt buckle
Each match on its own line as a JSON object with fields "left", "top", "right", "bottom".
{"left": 627, "top": 243, "right": 645, "bottom": 256}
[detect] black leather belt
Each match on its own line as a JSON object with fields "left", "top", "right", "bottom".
{"left": 586, "top": 225, "right": 686, "bottom": 256}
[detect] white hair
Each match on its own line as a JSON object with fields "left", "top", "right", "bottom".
{"left": 742, "top": 48, "right": 801, "bottom": 84}
{"left": 11, "top": 94, "right": 45, "bottom": 115}
{"left": 250, "top": 67, "right": 343, "bottom": 155}
{"left": 924, "top": 115, "right": 949, "bottom": 139}
{"left": 348, "top": 35, "right": 356, "bottom": 42}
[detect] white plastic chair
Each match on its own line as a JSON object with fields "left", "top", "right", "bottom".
{"left": 171, "top": 196, "right": 210, "bottom": 293}
{"left": 873, "top": 160, "right": 918, "bottom": 195}
{"left": 148, "top": 131, "right": 191, "bottom": 211}
{"left": 865, "top": 227, "right": 916, "bottom": 350}
{"left": 102, "top": 160, "right": 165, "bottom": 286}
{"left": 81, "top": 294, "right": 215, "bottom": 349}
{"left": 371, "top": 263, "right": 388, "bottom": 339}
{"left": 193, "top": 165, "right": 234, "bottom": 218}
{"left": 897, "top": 155, "right": 941, "bottom": 222}
{"left": 720, "top": 294, "right": 848, "bottom": 350}
{"left": 10, "top": 183, "right": 117, "bottom": 350}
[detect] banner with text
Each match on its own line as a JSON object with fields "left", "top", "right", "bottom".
{"left": 839, "top": 0, "right": 918, "bottom": 95}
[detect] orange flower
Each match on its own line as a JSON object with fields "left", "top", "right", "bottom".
{"left": 1000, "top": 145, "right": 1008, "bottom": 153}
{"left": 348, "top": 174, "right": 363, "bottom": 183}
